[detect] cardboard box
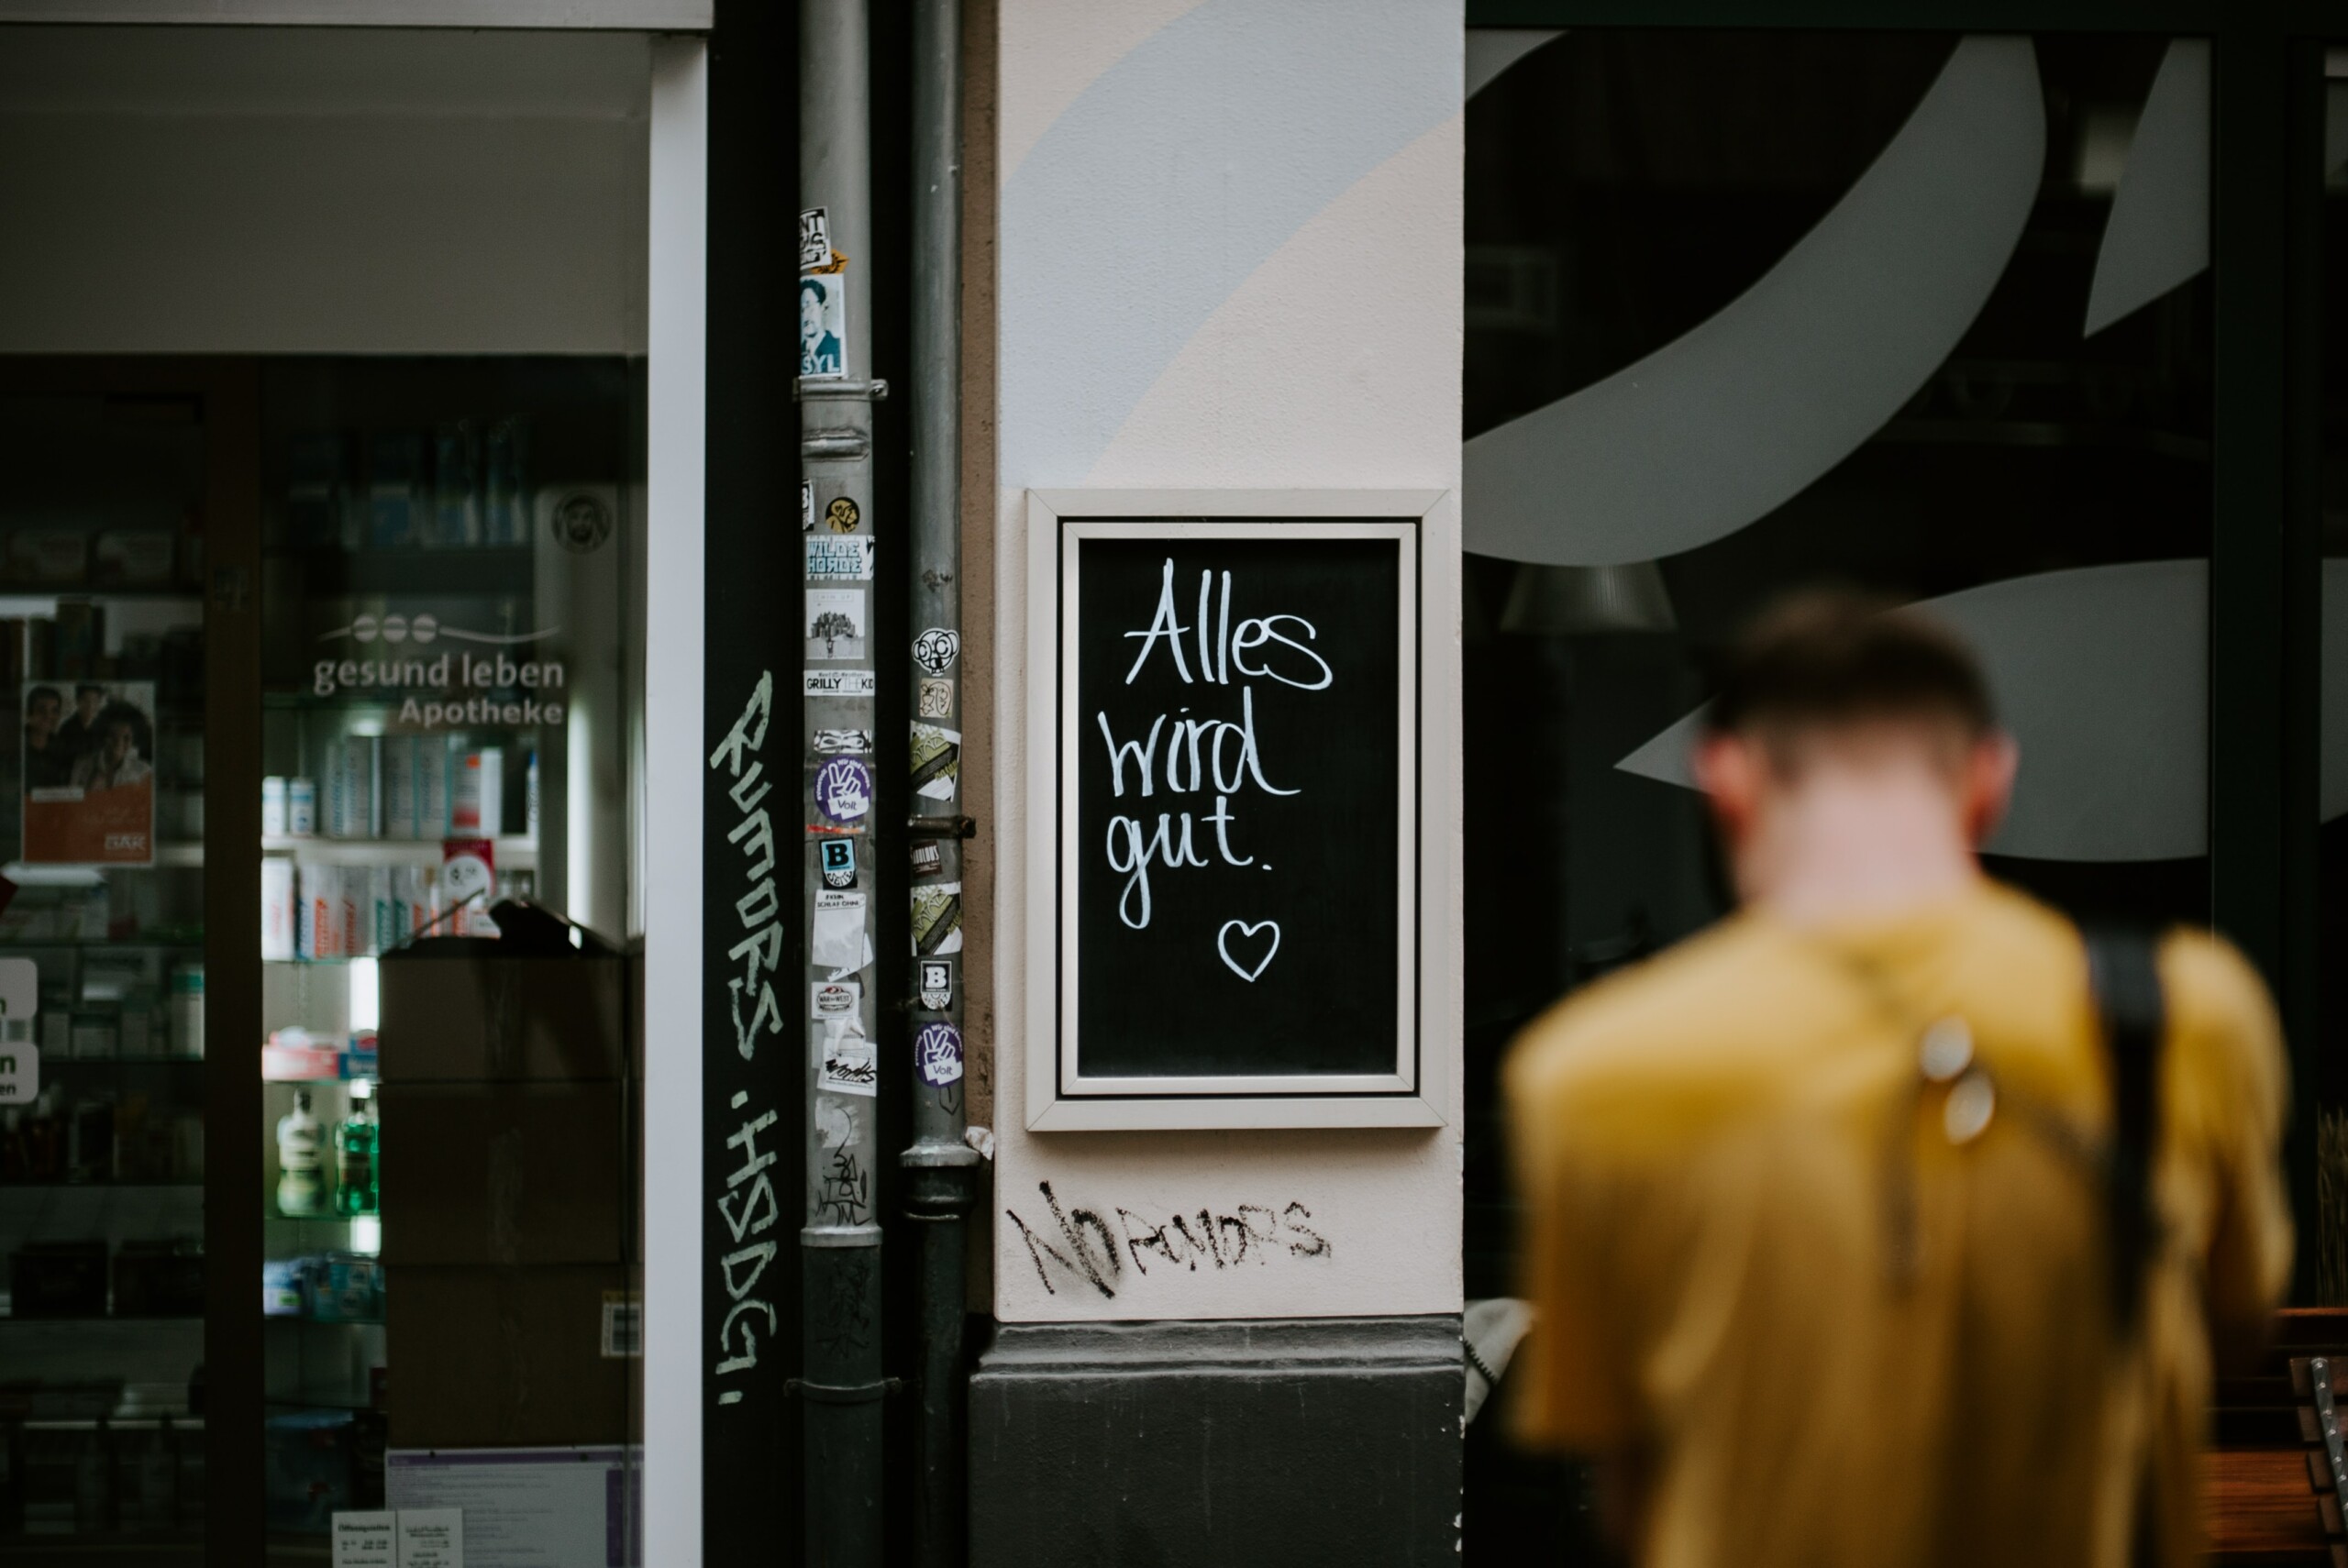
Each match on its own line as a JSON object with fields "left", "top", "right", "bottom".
{"left": 385, "top": 1264, "right": 630, "bottom": 1450}
{"left": 379, "top": 953, "right": 627, "bottom": 1083}
{"left": 377, "top": 1083, "right": 632, "bottom": 1267}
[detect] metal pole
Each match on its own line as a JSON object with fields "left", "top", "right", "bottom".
{"left": 800, "top": 3, "right": 884, "bottom": 1565}
{"left": 902, "top": 0, "right": 980, "bottom": 1564}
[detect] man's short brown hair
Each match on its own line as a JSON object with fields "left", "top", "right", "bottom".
{"left": 1703, "top": 590, "right": 1996, "bottom": 741}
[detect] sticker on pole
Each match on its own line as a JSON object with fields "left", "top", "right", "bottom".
{"left": 914, "top": 1022, "right": 963, "bottom": 1088}
{"left": 799, "top": 273, "right": 847, "bottom": 380}
{"left": 919, "top": 959, "right": 953, "bottom": 1010}
{"left": 813, "top": 758, "right": 873, "bottom": 829}
{"left": 912, "top": 627, "right": 959, "bottom": 674}
{"left": 798, "top": 207, "right": 833, "bottom": 270}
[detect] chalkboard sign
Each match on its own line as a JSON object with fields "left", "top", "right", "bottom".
{"left": 1055, "top": 518, "right": 1420, "bottom": 1102}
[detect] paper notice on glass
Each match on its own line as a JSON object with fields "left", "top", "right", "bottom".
{"left": 810, "top": 890, "right": 868, "bottom": 973}
{"left": 395, "top": 1508, "right": 463, "bottom": 1568}
{"left": 331, "top": 1511, "right": 398, "bottom": 1568}
{"left": 387, "top": 1449, "right": 632, "bottom": 1568}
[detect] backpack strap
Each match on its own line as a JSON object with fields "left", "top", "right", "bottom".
{"left": 2083, "top": 926, "right": 2165, "bottom": 1335}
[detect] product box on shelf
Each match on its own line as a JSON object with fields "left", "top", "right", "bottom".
{"left": 326, "top": 735, "right": 380, "bottom": 839}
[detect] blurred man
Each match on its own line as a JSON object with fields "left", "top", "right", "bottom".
{"left": 1506, "top": 592, "right": 2289, "bottom": 1568}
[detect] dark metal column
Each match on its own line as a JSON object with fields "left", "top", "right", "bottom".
{"left": 801, "top": 1, "right": 885, "bottom": 1562}
{"left": 902, "top": 0, "right": 982, "bottom": 1563}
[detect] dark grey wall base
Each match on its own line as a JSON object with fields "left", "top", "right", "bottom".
{"left": 969, "top": 1315, "right": 1463, "bottom": 1567}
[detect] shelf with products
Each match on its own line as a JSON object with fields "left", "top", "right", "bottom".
{"left": 262, "top": 834, "right": 537, "bottom": 870}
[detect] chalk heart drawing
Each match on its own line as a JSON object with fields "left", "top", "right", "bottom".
{"left": 1217, "top": 920, "right": 1280, "bottom": 982}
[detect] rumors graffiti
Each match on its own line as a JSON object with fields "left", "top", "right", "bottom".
{"left": 1004, "top": 1180, "right": 1332, "bottom": 1299}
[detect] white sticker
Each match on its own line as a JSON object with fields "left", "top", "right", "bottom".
{"left": 913, "top": 627, "right": 959, "bottom": 674}
{"left": 805, "top": 589, "right": 868, "bottom": 662}
{"left": 811, "top": 890, "right": 869, "bottom": 973}
{"left": 800, "top": 480, "right": 814, "bottom": 534}
{"left": 806, "top": 536, "right": 876, "bottom": 580}
{"left": 917, "top": 677, "right": 953, "bottom": 718}
{"left": 798, "top": 207, "right": 833, "bottom": 270}
{"left": 799, "top": 271, "right": 847, "bottom": 380}
{"left": 812, "top": 979, "right": 861, "bottom": 1020}
{"left": 804, "top": 669, "right": 878, "bottom": 700}
{"left": 821, "top": 1037, "right": 878, "bottom": 1097}
{"left": 331, "top": 1511, "right": 398, "bottom": 1568}
{"left": 0, "top": 1042, "right": 38, "bottom": 1106}
{"left": 396, "top": 1507, "right": 464, "bottom": 1568}
{"left": 814, "top": 728, "right": 874, "bottom": 755}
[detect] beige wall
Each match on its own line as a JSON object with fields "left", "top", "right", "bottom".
{"left": 980, "top": 0, "right": 1466, "bottom": 1322}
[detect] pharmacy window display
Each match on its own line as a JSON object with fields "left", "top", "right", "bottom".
{"left": 0, "top": 373, "right": 216, "bottom": 1551}
{"left": 254, "top": 359, "right": 641, "bottom": 1559}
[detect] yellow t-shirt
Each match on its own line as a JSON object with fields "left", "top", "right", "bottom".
{"left": 1504, "top": 880, "right": 2290, "bottom": 1568}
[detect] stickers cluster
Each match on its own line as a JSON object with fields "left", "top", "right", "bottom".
{"left": 800, "top": 206, "right": 877, "bottom": 1103}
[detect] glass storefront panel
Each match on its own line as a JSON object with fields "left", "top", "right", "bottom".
{"left": 0, "top": 371, "right": 220, "bottom": 1558}
{"left": 0, "top": 26, "right": 652, "bottom": 1565}
{"left": 256, "top": 359, "right": 641, "bottom": 1561}
{"left": 1463, "top": 27, "right": 2214, "bottom": 1553}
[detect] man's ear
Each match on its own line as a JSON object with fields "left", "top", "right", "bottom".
{"left": 1962, "top": 731, "right": 2019, "bottom": 847}
{"left": 1692, "top": 732, "right": 1760, "bottom": 844}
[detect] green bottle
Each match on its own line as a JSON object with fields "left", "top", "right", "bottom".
{"left": 334, "top": 1080, "right": 378, "bottom": 1218}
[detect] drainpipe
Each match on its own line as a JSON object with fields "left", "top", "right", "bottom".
{"left": 900, "top": 0, "right": 981, "bottom": 1563}
{"left": 800, "top": 2, "right": 884, "bottom": 1565}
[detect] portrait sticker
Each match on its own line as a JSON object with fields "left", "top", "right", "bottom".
{"left": 825, "top": 496, "right": 862, "bottom": 534}
{"left": 798, "top": 271, "right": 847, "bottom": 381}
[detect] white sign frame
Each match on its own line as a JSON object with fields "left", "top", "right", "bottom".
{"left": 1022, "top": 490, "right": 1458, "bottom": 1132}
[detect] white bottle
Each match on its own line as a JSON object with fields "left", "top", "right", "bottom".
{"left": 276, "top": 1088, "right": 327, "bottom": 1218}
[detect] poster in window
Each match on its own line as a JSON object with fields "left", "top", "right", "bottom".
{"left": 22, "top": 680, "right": 157, "bottom": 867}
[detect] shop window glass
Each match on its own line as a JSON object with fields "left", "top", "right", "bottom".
{"left": 1462, "top": 28, "right": 2212, "bottom": 1554}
